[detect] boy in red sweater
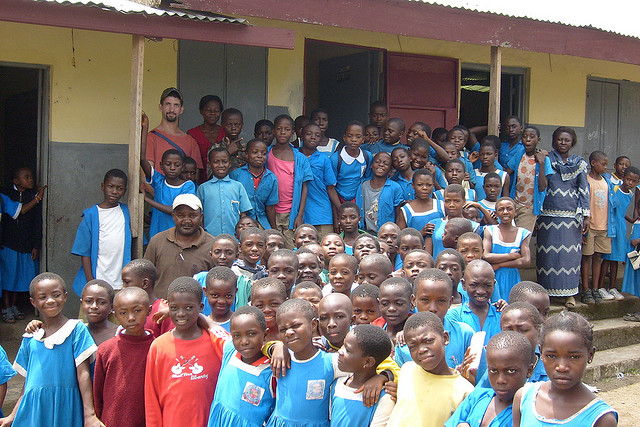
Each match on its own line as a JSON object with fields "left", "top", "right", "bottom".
{"left": 94, "top": 286, "right": 154, "bottom": 427}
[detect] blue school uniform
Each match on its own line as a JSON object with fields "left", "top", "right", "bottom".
{"left": 445, "top": 387, "right": 512, "bottom": 427}
{"left": 622, "top": 221, "right": 640, "bottom": 296}
{"left": 0, "top": 344, "right": 16, "bottom": 418}
{"left": 446, "top": 302, "right": 501, "bottom": 380}
{"left": 197, "top": 175, "right": 252, "bottom": 236}
{"left": 71, "top": 204, "right": 132, "bottom": 297}
{"left": 331, "top": 148, "right": 372, "bottom": 201}
{"left": 355, "top": 179, "right": 404, "bottom": 234}
{"left": 433, "top": 166, "right": 448, "bottom": 189}
{"left": 519, "top": 382, "right": 617, "bottom": 426}
{"left": 330, "top": 376, "right": 390, "bottom": 427}
{"left": 368, "top": 141, "right": 408, "bottom": 155}
{"left": 602, "top": 186, "right": 633, "bottom": 262}
{"left": 434, "top": 188, "right": 477, "bottom": 202}
{"left": 266, "top": 350, "right": 338, "bottom": 427}
{"left": 507, "top": 153, "right": 553, "bottom": 215}
{"left": 499, "top": 141, "right": 525, "bottom": 170}
{"left": 395, "top": 316, "right": 474, "bottom": 369}
{"left": 12, "top": 320, "right": 97, "bottom": 427}
{"left": 0, "top": 194, "right": 22, "bottom": 297}
{"left": 474, "top": 169, "right": 507, "bottom": 201}
{"left": 301, "top": 149, "right": 338, "bottom": 226}
{"left": 268, "top": 146, "right": 315, "bottom": 230}
{"left": 486, "top": 225, "right": 531, "bottom": 301}
{"left": 208, "top": 341, "right": 275, "bottom": 427}
{"left": 476, "top": 347, "right": 547, "bottom": 388}
{"left": 429, "top": 218, "right": 482, "bottom": 259}
{"left": 230, "top": 165, "right": 279, "bottom": 230}
{"left": 147, "top": 169, "right": 196, "bottom": 238}
{"left": 603, "top": 172, "right": 623, "bottom": 187}
{"left": 391, "top": 171, "right": 414, "bottom": 200}
{"left": 400, "top": 200, "right": 445, "bottom": 235}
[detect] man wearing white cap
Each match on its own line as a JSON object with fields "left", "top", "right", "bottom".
{"left": 144, "top": 193, "right": 214, "bottom": 298}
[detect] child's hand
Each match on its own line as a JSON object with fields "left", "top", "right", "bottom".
{"left": 354, "top": 373, "right": 386, "bottom": 407}
{"left": 141, "top": 111, "right": 149, "bottom": 130}
{"left": 152, "top": 303, "right": 169, "bottom": 324}
{"left": 468, "top": 151, "right": 480, "bottom": 163}
{"left": 196, "top": 313, "right": 216, "bottom": 331}
{"left": 384, "top": 380, "right": 397, "bottom": 402}
{"left": 0, "top": 415, "right": 15, "bottom": 426}
{"left": 31, "top": 248, "right": 39, "bottom": 261}
{"left": 25, "top": 319, "right": 43, "bottom": 334}
{"left": 225, "top": 137, "right": 244, "bottom": 156}
{"left": 456, "top": 423, "right": 472, "bottom": 427}
{"left": 293, "top": 214, "right": 304, "bottom": 230}
{"left": 270, "top": 342, "right": 290, "bottom": 378}
{"left": 459, "top": 347, "right": 478, "bottom": 385}
{"left": 36, "top": 185, "right": 47, "bottom": 201}
{"left": 84, "top": 413, "right": 106, "bottom": 427}
{"left": 464, "top": 172, "right": 470, "bottom": 182}
{"left": 421, "top": 223, "right": 435, "bottom": 237}
{"left": 463, "top": 201, "right": 480, "bottom": 210}
{"left": 493, "top": 299, "right": 508, "bottom": 312}
{"left": 394, "top": 330, "right": 406, "bottom": 347}
{"left": 535, "top": 150, "right": 547, "bottom": 164}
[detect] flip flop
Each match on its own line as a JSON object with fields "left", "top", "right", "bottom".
{"left": 565, "top": 296, "right": 576, "bottom": 308}
{"left": 623, "top": 313, "right": 640, "bottom": 322}
{"left": 1, "top": 308, "right": 15, "bottom": 324}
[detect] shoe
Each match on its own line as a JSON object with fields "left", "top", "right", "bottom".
{"left": 10, "top": 305, "right": 24, "bottom": 320}
{"left": 565, "top": 296, "right": 576, "bottom": 308}
{"left": 593, "top": 289, "right": 603, "bottom": 304}
{"left": 597, "top": 288, "right": 615, "bottom": 301}
{"left": 1, "top": 308, "right": 15, "bottom": 324}
{"left": 581, "top": 290, "right": 595, "bottom": 304}
{"left": 609, "top": 288, "right": 625, "bottom": 300}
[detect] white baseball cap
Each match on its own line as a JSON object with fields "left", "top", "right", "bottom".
{"left": 172, "top": 194, "right": 202, "bottom": 211}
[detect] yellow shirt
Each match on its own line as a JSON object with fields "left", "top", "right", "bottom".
{"left": 387, "top": 361, "right": 474, "bottom": 427}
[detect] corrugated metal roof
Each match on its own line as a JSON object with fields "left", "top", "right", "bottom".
{"left": 39, "top": 0, "right": 248, "bottom": 24}
{"left": 412, "top": 0, "right": 639, "bottom": 40}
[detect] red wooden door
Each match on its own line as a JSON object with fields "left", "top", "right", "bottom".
{"left": 386, "top": 52, "right": 459, "bottom": 130}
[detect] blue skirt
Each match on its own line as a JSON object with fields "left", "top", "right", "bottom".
{"left": 536, "top": 216, "right": 581, "bottom": 297}
{"left": 0, "top": 247, "right": 39, "bottom": 293}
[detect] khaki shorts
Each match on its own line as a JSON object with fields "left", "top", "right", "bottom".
{"left": 314, "top": 224, "right": 335, "bottom": 243}
{"left": 275, "top": 213, "right": 295, "bottom": 249}
{"left": 515, "top": 204, "right": 537, "bottom": 233}
{"left": 582, "top": 228, "right": 611, "bottom": 256}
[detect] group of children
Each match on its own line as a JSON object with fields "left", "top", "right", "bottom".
{"left": 0, "top": 99, "right": 632, "bottom": 426}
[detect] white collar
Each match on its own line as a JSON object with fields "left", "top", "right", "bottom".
{"left": 340, "top": 147, "right": 364, "bottom": 165}
{"left": 24, "top": 319, "right": 81, "bottom": 349}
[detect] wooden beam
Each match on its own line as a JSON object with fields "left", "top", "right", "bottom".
{"left": 128, "top": 35, "right": 145, "bottom": 258}
{"left": 488, "top": 46, "right": 502, "bottom": 136}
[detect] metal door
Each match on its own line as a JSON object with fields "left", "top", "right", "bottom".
{"left": 585, "top": 79, "right": 619, "bottom": 159}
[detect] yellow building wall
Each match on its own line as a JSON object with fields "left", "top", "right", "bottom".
{"left": 0, "top": 22, "right": 178, "bottom": 144}
{"left": 249, "top": 17, "right": 640, "bottom": 128}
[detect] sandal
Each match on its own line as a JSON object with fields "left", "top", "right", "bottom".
{"left": 11, "top": 305, "right": 24, "bottom": 320}
{"left": 623, "top": 312, "right": 640, "bottom": 322}
{"left": 1, "top": 308, "right": 15, "bottom": 324}
{"left": 565, "top": 296, "right": 576, "bottom": 308}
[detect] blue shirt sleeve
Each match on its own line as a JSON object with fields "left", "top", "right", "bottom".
{"left": 1, "top": 194, "right": 20, "bottom": 219}
{"left": 71, "top": 211, "right": 92, "bottom": 257}
{"left": 323, "top": 157, "right": 337, "bottom": 186}
{"left": 0, "top": 345, "right": 16, "bottom": 384}
{"left": 179, "top": 180, "right": 197, "bottom": 196}
{"left": 72, "top": 322, "right": 97, "bottom": 366}
{"left": 543, "top": 157, "right": 553, "bottom": 176}
{"left": 238, "top": 183, "right": 253, "bottom": 214}
{"left": 265, "top": 172, "right": 280, "bottom": 206}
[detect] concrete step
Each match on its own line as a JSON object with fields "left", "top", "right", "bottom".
{"left": 584, "top": 343, "right": 640, "bottom": 384}
{"left": 592, "top": 318, "right": 640, "bottom": 351}
{"left": 549, "top": 293, "right": 640, "bottom": 321}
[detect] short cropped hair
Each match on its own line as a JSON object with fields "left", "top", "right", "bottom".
{"left": 541, "top": 311, "right": 593, "bottom": 349}
{"left": 104, "top": 168, "right": 128, "bottom": 186}
{"left": 124, "top": 258, "right": 157, "bottom": 283}
{"left": 502, "top": 302, "right": 543, "bottom": 330}
{"left": 487, "top": 331, "right": 534, "bottom": 365}
{"left": 403, "top": 311, "right": 444, "bottom": 336}
{"left": 30, "top": 272, "right": 66, "bottom": 297}
{"left": 161, "top": 149, "right": 184, "bottom": 163}
{"left": 398, "top": 227, "right": 424, "bottom": 245}
{"left": 82, "top": 279, "right": 115, "bottom": 304}
{"left": 232, "top": 305, "right": 267, "bottom": 331}
{"left": 251, "top": 277, "right": 287, "bottom": 301}
{"left": 213, "top": 233, "right": 239, "bottom": 250}
{"left": 380, "top": 277, "right": 412, "bottom": 300}
{"left": 274, "top": 114, "right": 294, "bottom": 127}
{"left": 435, "top": 249, "right": 466, "bottom": 271}
{"left": 509, "top": 281, "right": 548, "bottom": 303}
{"left": 338, "top": 201, "right": 360, "bottom": 216}
{"left": 221, "top": 108, "right": 243, "bottom": 121}
{"left": 206, "top": 266, "right": 238, "bottom": 287}
{"left": 198, "top": 94, "right": 223, "bottom": 112}
{"left": 445, "top": 218, "right": 473, "bottom": 236}
{"left": 354, "top": 233, "right": 381, "bottom": 252}
{"left": 276, "top": 298, "right": 316, "bottom": 322}
{"left": 415, "top": 268, "right": 453, "bottom": 294}
{"left": 114, "top": 286, "right": 150, "bottom": 306}
{"left": 330, "top": 253, "right": 358, "bottom": 272}
{"left": 239, "top": 227, "right": 267, "bottom": 243}
{"left": 352, "top": 324, "right": 392, "bottom": 366}
{"left": 458, "top": 232, "right": 482, "bottom": 246}
{"left": 167, "top": 277, "right": 203, "bottom": 301}
{"left": 359, "top": 253, "right": 393, "bottom": 275}
{"left": 351, "top": 284, "right": 380, "bottom": 301}
{"left": 444, "top": 183, "right": 465, "bottom": 199}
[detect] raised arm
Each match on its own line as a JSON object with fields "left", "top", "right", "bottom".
{"left": 140, "top": 112, "right": 152, "bottom": 180}
{"left": 417, "top": 130, "right": 449, "bottom": 164}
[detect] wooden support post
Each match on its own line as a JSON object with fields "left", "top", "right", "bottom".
{"left": 488, "top": 45, "right": 502, "bottom": 136}
{"left": 128, "top": 34, "right": 145, "bottom": 258}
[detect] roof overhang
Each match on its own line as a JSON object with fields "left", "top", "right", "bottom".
{"left": 0, "top": 0, "right": 295, "bottom": 49}
{"left": 186, "top": 0, "right": 640, "bottom": 65}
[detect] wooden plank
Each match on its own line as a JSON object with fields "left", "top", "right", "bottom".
{"left": 488, "top": 46, "right": 502, "bottom": 136}
{"left": 128, "top": 34, "right": 144, "bottom": 258}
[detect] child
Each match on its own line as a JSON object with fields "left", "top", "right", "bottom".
{"left": 447, "top": 260, "right": 502, "bottom": 381}
{"left": 395, "top": 227, "right": 425, "bottom": 271}
{"left": 604, "top": 156, "right": 630, "bottom": 187}
{"left": 268, "top": 114, "right": 314, "bottom": 248}
{"left": 402, "top": 249, "right": 434, "bottom": 285}
{"left": 291, "top": 281, "right": 324, "bottom": 316}
{"left": 622, "top": 219, "right": 640, "bottom": 300}
{"left": 372, "top": 278, "right": 413, "bottom": 346}
{"left": 0, "top": 166, "right": 44, "bottom": 323}
{"left": 263, "top": 229, "right": 286, "bottom": 266}
{"left": 506, "top": 125, "right": 553, "bottom": 232}
{"left": 303, "top": 243, "right": 328, "bottom": 281}
{"left": 391, "top": 147, "right": 415, "bottom": 200}
{"left": 331, "top": 122, "right": 372, "bottom": 203}
{"left": 209, "top": 233, "right": 239, "bottom": 268}
{"left": 369, "top": 118, "right": 407, "bottom": 154}
{"left": 181, "top": 156, "right": 199, "bottom": 185}
{"left": 187, "top": 95, "right": 224, "bottom": 180}
{"left": 368, "top": 101, "right": 389, "bottom": 140}
{"left": 475, "top": 172, "right": 503, "bottom": 223}
{"left": 446, "top": 331, "right": 533, "bottom": 427}
{"left": 433, "top": 159, "right": 476, "bottom": 201}
{"left": 121, "top": 258, "right": 174, "bottom": 337}
{"left": 300, "top": 123, "right": 341, "bottom": 239}
{"left": 352, "top": 233, "right": 380, "bottom": 263}
{"left": 509, "top": 281, "right": 551, "bottom": 319}
{"left": 395, "top": 269, "right": 473, "bottom": 369}
{"left": 513, "top": 311, "right": 618, "bottom": 426}
{"left": 321, "top": 232, "right": 346, "bottom": 272}
{"left": 294, "top": 223, "right": 319, "bottom": 249}
{"left": 94, "top": 287, "right": 154, "bottom": 427}
{"left": 0, "top": 344, "right": 16, "bottom": 417}
{"left": 409, "top": 137, "right": 447, "bottom": 190}
{"left": 204, "top": 266, "right": 237, "bottom": 331}
{"left": 333, "top": 324, "right": 395, "bottom": 426}
{"left": 254, "top": 119, "right": 275, "bottom": 145}
{"left": 397, "top": 169, "right": 445, "bottom": 236}
{"left": 1, "top": 273, "right": 99, "bottom": 426}
{"left": 197, "top": 147, "right": 252, "bottom": 236}
{"left": 337, "top": 202, "right": 365, "bottom": 254}
{"left": 251, "top": 277, "right": 287, "bottom": 342}
{"left": 446, "top": 127, "right": 477, "bottom": 188}
{"left": 474, "top": 142, "right": 509, "bottom": 201}
{"left": 457, "top": 231, "right": 484, "bottom": 265}
{"left": 71, "top": 169, "right": 131, "bottom": 297}
{"left": 378, "top": 222, "right": 403, "bottom": 270}
{"left": 230, "top": 138, "right": 279, "bottom": 230}
{"left": 267, "top": 249, "right": 299, "bottom": 297}
{"left": 145, "top": 277, "right": 227, "bottom": 426}
{"left": 219, "top": 108, "right": 246, "bottom": 170}
{"left": 364, "top": 124, "right": 380, "bottom": 145}
{"left": 294, "top": 115, "right": 311, "bottom": 148}
{"left": 498, "top": 116, "right": 525, "bottom": 169}
{"left": 81, "top": 279, "right": 118, "bottom": 346}
{"left": 352, "top": 284, "right": 382, "bottom": 325}
{"left": 324, "top": 253, "right": 358, "bottom": 298}
{"left": 387, "top": 312, "right": 475, "bottom": 427}
{"left": 208, "top": 306, "right": 276, "bottom": 427}
{"left": 316, "top": 293, "right": 354, "bottom": 352}
{"left": 311, "top": 108, "right": 340, "bottom": 155}
{"left": 141, "top": 143, "right": 195, "bottom": 239}
{"left": 358, "top": 253, "right": 393, "bottom": 287}
{"left": 483, "top": 197, "right": 532, "bottom": 301}
{"left": 436, "top": 249, "right": 466, "bottom": 305}
{"left": 297, "top": 248, "right": 325, "bottom": 287}
{"left": 600, "top": 166, "right": 640, "bottom": 300}
{"left": 235, "top": 216, "right": 259, "bottom": 241}
{"left": 581, "top": 150, "right": 612, "bottom": 304}
{"left": 233, "top": 227, "right": 268, "bottom": 283}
